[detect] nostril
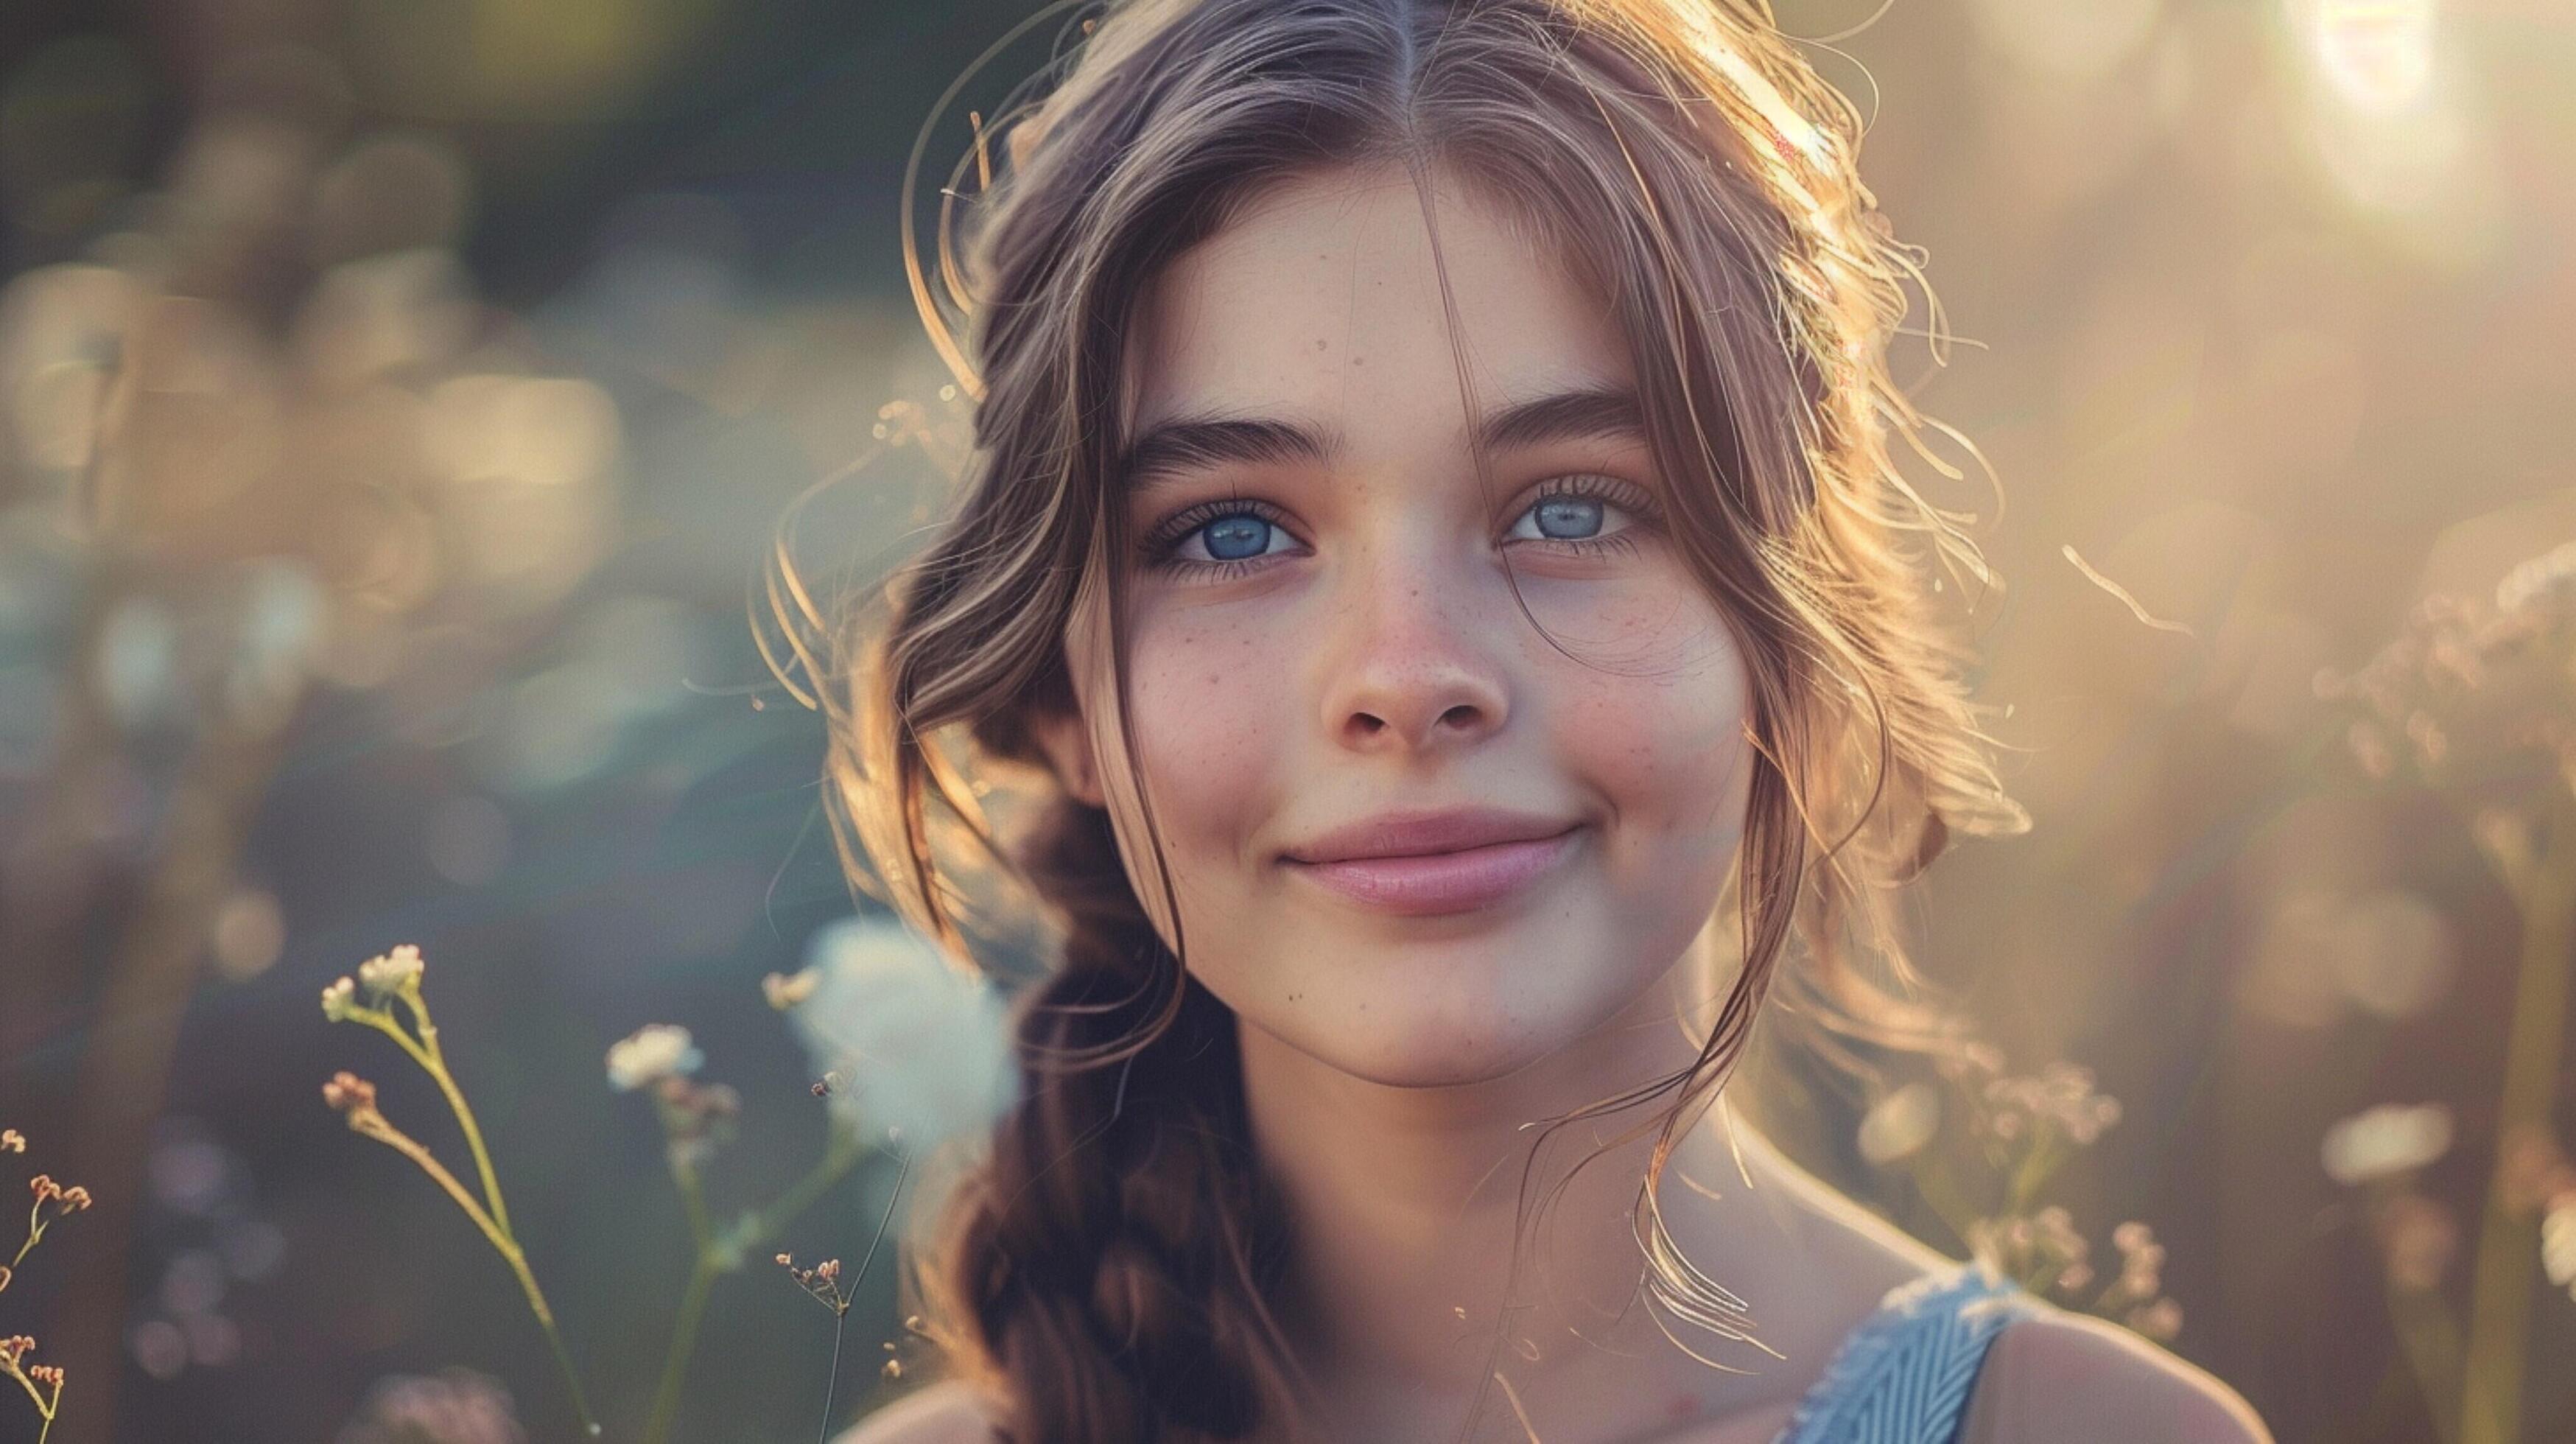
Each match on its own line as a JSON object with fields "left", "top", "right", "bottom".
{"left": 1438, "top": 704, "right": 1480, "bottom": 729}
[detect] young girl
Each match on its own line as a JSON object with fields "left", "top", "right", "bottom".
{"left": 817, "top": 0, "right": 2273, "bottom": 1438}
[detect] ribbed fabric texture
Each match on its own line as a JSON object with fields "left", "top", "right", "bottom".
{"left": 1772, "top": 1260, "right": 2042, "bottom": 1444}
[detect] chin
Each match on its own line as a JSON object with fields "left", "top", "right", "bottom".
{"left": 1226, "top": 926, "right": 1655, "bottom": 1089}
{"left": 1304, "top": 1014, "right": 1565, "bottom": 1089}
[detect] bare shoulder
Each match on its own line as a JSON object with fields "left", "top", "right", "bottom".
{"left": 1960, "top": 1308, "right": 2273, "bottom": 1444}
{"left": 832, "top": 1379, "right": 1006, "bottom": 1444}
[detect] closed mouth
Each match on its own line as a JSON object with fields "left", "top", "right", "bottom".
{"left": 1280, "top": 819, "right": 1584, "bottom": 916}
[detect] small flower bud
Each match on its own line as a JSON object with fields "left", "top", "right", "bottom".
{"left": 762, "top": 969, "right": 820, "bottom": 1010}
{"left": 357, "top": 944, "right": 426, "bottom": 1000}
{"left": 322, "top": 1071, "right": 379, "bottom": 1115}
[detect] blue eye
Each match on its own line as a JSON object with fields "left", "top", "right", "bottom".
{"left": 1200, "top": 514, "right": 1274, "bottom": 560}
{"left": 1529, "top": 496, "right": 1603, "bottom": 539}
{"left": 1140, "top": 499, "right": 1299, "bottom": 575}
{"left": 1507, "top": 486, "right": 1643, "bottom": 546}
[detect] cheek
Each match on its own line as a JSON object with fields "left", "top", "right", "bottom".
{"left": 1537, "top": 574, "right": 1753, "bottom": 868}
{"left": 1117, "top": 609, "right": 1299, "bottom": 879}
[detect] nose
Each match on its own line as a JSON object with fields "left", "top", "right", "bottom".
{"left": 1317, "top": 554, "right": 1510, "bottom": 757}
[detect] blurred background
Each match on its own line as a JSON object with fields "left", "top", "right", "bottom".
{"left": 0, "top": 0, "right": 2571, "bottom": 1440}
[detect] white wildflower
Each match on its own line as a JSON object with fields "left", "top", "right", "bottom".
{"left": 1857, "top": 1082, "right": 1941, "bottom": 1166}
{"left": 2541, "top": 1199, "right": 2576, "bottom": 1297}
{"left": 787, "top": 914, "right": 1016, "bottom": 1149}
{"left": 2322, "top": 1102, "right": 2452, "bottom": 1185}
{"left": 605, "top": 1024, "right": 701, "bottom": 1093}
{"left": 2496, "top": 539, "right": 2576, "bottom": 615}
{"left": 357, "top": 944, "right": 425, "bottom": 1000}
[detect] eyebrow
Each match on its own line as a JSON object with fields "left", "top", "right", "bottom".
{"left": 1115, "top": 382, "right": 1646, "bottom": 494}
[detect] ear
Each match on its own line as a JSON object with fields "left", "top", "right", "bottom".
{"left": 1028, "top": 706, "right": 1106, "bottom": 808}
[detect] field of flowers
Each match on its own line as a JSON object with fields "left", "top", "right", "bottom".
{"left": 1, "top": 1, "right": 2572, "bottom": 1440}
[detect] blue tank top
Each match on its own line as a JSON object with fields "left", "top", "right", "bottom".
{"left": 1771, "top": 1259, "right": 2043, "bottom": 1444}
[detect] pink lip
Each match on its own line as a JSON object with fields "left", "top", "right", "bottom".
{"left": 1280, "top": 807, "right": 1583, "bottom": 916}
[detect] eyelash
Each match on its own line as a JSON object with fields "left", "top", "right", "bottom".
{"left": 1137, "top": 475, "right": 1665, "bottom": 581}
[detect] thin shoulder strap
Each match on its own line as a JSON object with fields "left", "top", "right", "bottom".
{"left": 1772, "top": 1260, "right": 2043, "bottom": 1444}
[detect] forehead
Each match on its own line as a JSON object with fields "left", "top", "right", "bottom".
{"left": 1123, "top": 163, "right": 1631, "bottom": 441}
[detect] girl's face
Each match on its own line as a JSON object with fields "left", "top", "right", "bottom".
{"left": 1041, "top": 163, "right": 1755, "bottom": 1087}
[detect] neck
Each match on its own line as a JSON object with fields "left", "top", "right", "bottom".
{"left": 1238, "top": 941, "right": 1765, "bottom": 1431}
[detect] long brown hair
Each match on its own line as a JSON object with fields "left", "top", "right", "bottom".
{"left": 764, "top": 0, "right": 2030, "bottom": 1437}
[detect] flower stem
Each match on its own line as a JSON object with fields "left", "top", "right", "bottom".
{"left": 645, "top": 1254, "right": 721, "bottom": 1444}
{"left": 816, "top": 1306, "right": 848, "bottom": 1444}
{"left": 513, "top": 1261, "right": 602, "bottom": 1440}
{"left": 346, "top": 1112, "right": 597, "bottom": 1437}
{"left": 2004, "top": 1126, "right": 2063, "bottom": 1218}
{"left": 2457, "top": 804, "right": 2576, "bottom": 1444}
{"left": 3, "top": 1356, "right": 59, "bottom": 1444}
{"left": 815, "top": 1150, "right": 910, "bottom": 1444}
{"left": 849, "top": 1151, "right": 912, "bottom": 1304}
{"left": 2387, "top": 1277, "right": 2464, "bottom": 1444}
{"left": 350, "top": 1113, "right": 504, "bottom": 1244}
{"left": 11, "top": 1201, "right": 43, "bottom": 1275}
{"left": 643, "top": 1158, "right": 719, "bottom": 1444}
{"left": 406, "top": 993, "right": 513, "bottom": 1236}
{"left": 6, "top": 1364, "right": 47, "bottom": 1415}
{"left": 643, "top": 1138, "right": 870, "bottom": 1444}
{"left": 673, "top": 1155, "right": 714, "bottom": 1254}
